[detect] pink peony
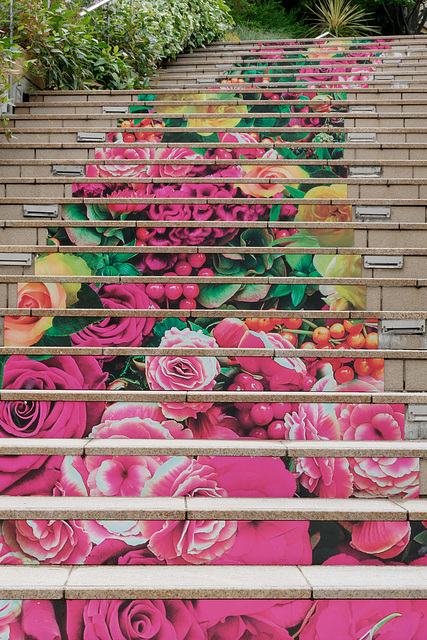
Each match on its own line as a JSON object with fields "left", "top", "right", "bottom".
{"left": 147, "top": 148, "right": 206, "bottom": 178}
{"left": 3, "top": 519, "right": 91, "bottom": 564}
{"left": 337, "top": 404, "right": 404, "bottom": 441}
{"left": 285, "top": 404, "right": 353, "bottom": 498}
{"left": 67, "top": 599, "right": 204, "bottom": 640}
{"left": 0, "top": 600, "right": 25, "bottom": 640}
{"left": 140, "top": 457, "right": 237, "bottom": 564}
{"left": 213, "top": 318, "right": 306, "bottom": 391}
{"left": 145, "top": 328, "right": 220, "bottom": 420}
{"left": 350, "top": 521, "right": 411, "bottom": 559}
{"left": 299, "top": 599, "right": 427, "bottom": 640}
{"left": 87, "top": 147, "right": 154, "bottom": 179}
{"left": 89, "top": 402, "right": 192, "bottom": 440}
{"left": 351, "top": 456, "right": 419, "bottom": 499}
{"left": 196, "top": 600, "right": 313, "bottom": 640}
{"left": 86, "top": 455, "right": 161, "bottom": 497}
{"left": 140, "top": 456, "right": 297, "bottom": 565}
{"left": 21, "top": 601, "right": 61, "bottom": 640}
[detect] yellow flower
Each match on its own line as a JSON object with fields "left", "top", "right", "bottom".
{"left": 313, "top": 254, "right": 365, "bottom": 310}
{"left": 238, "top": 164, "right": 309, "bottom": 198}
{"left": 186, "top": 103, "right": 248, "bottom": 134}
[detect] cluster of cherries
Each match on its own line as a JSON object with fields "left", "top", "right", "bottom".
{"left": 145, "top": 253, "right": 212, "bottom": 309}
{"left": 245, "top": 317, "right": 382, "bottom": 386}
{"left": 228, "top": 372, "right": 295, "bottom": 440}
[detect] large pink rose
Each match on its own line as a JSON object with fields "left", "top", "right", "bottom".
{"left": 0, "top": 355, "right": 107, "bottom": 495}
{"left": 213, "top": 318, "right": 306, "bottom": 391}
{"left": 89, "top": 402, "right": 192, "bottom": 440}
{"left": 299, "top": 599, "right": 427, "bottom": 640}
{"left": 67, "top": 600, "right": 204, "bottom": 640}
{"left": 145, "top": 328, "right": 220, "bottom": 420}
{"left": 87, "top": 147, "right": 154, "bottom": 179}
{"left": 351, "top": 456, "right": 419, "bottom": 499}
{"left": 285, "top": 404, "right": 353, "bottom": 498}
{"left": 196, "top": 600, "right": 312, "bottom": 640}
{"left": 2, "top": 519, "right": 91, "bottom": 564}
{"left": 147, "top": 148, "right": 206, "bottom": 178}
{"left": 337, "top": 404, "right": 404, "bottom": 441}
{"left": 350, "top": 521, "right": 411, "bottom": 559}
{"left": 21, "top": 601, "right": 61, "bottom": 640}
{"left": 71, "top": 284, "right": 158, "bottom": 351}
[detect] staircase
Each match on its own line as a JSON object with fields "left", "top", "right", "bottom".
{"left": 0, "top": 33, "right": 427, "bottom": 638}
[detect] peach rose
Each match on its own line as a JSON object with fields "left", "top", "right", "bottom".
{"left": 4, "top": 253, "right": 90, "bottom": 347}
{"left": 306, "top": 43, "right": 347, "bottom": 58}
{"left": 239, "top": 157, "right": 309, "bottom": 198}
{"left": 186, "top": 104, "right": 248, "bottom": 133}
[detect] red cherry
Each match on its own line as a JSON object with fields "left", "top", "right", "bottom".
{"left": 267, "top": 420, "right": 287, "bottom": 439}
{"left": 179, "top": 298, "right": 197, "bottom": 309}
{"left": 275, "top": 229, "right": 291, "bottom": 239}
{"left": 250, "top": 403, "right": 274, "bottom": 426}
{"left": 123, "top": 134, "right": 135, "bottom": 143}
{"left": 164, "top": 284, "right": 183, "bottom": 300}
{"left": 335, "top": 366, "right": 355, "bottom": 384}
{"left": 272, "top": 402, "right": 292, "bottom": 419}
{"left": 178, "top": 253, "right": 187, "bottom": 260}
{"left": 248, "top": 426, "right": 268, "bottom": 439}
{"left": 182, "top": 284, "right": 200, "bottom": 299}
{"left": 174, "top": 261, "right": 192, "bottom": 276}
{"left": 146, "top": 284, "right": 165, "bottom": 300}
{"left": 136, "top": 228, "right": 149, "bottom": 241}
{"left": 198, "top": 268, "right": 215, "bottom": 277}
{"left": 188, "top": 254, "right": 207, "bottom": 269}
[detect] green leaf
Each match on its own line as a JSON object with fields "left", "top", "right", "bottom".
{"left": 153, "top": 317, "right": 187, "bottom": 344}
{"left": 284, "top": 185, "right": 307, "bottom": 199}
{"left": 44, "top": 284, "right": 104, "bottom": 337}
{"left": 359, "top": 614, "right": 402, "bottom": 640}
{"left": 197, "top": 283, "right": 241, "bottom": 308}
{"left": 269, "top": 284, "right": 291, "bottom": 298}
{"left": 291, "top": 284, "right": 306, "bottom": 307}
{"left": 269, "top": 204, "right": 282, "bottom": 223}
{"left": 414, "top": 531, "right": 427, "bottom": 546}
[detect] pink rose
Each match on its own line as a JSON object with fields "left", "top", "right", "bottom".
{"left": 89, "top": 402, "right": 192, "bottom": 440}
{"left": 3, "top": 519, "right": 91, "bottom": 564}
{"left": 87, "top": 147, "right": 154, "bottom": 179}
{"left": 85, "top": 540, "right": 163, "bottom": 566}
{"left": 196, "top": 600, "right": 312, "bottom": 640}
{"left": 0, "top": 355, "right": 107, "bottom": 495}
{"left": 300, "top": 599, "right": 427, "bottom": 640}
{"left": 337, "top": 404, "right": 404, "bottom": 441}
{"left": 146, "top": 328, "right": 220, "bottom": 420}
{"left": 351, "top": 456, "right": 419, "bottom": 499}
{"left": 71, "top": 284, "right": 158, "bottom": 352}
{"left": 350, "top": 521, "right": 411, "bottom": 559}
{"left": 285, "top": 404, "right": 353, "bottom": 498}
{"left": 147, "top": 148, "right": 205, "bottom": 178}
{"left": 67, "top": 600, "right": 204, "bottom": 640}
{"left": 0, "top": 600, "right": 25, "bottom": 640}
{"left": 213, "top": 318, "right": 306, "bottom": 391}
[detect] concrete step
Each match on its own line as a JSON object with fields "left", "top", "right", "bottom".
{"left": 0, "top": 495, "right": 423, "bottom": 520}
{"left": 0, "top": 564, "right": 426, "bottom": 599}
{"left": 0, "top": 159, "right": 426, "bottom": 180}
{"left": 3, "top": 126, "right": 426, "bottom": 145}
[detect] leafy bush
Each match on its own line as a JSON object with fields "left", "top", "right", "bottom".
{"left": 0, "top": 0, "right": 233, "bottom": 90}
{"left": 226, "top": 0, "right": 307, "bottom": 39}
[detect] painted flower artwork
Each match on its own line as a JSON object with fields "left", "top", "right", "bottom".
{"left": 2, "top": 37, "right": 427, "bottom": 640}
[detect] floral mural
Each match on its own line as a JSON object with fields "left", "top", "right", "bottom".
{"left": 1, "top": 598, "right": 427, "bottom": 639}
{"left": 2, "top": 37, "right": 423, "bottom": 632}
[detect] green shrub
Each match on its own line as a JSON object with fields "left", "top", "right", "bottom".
{"left": 0, "top": 0, "right": 234, "bottom": 90}
{"left": 226, "top": 0, "right": 307, "bottom": 39}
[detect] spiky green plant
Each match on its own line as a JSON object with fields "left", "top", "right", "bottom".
{"left": 304, "top": 0, "right": 379, "bottom": 37}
